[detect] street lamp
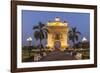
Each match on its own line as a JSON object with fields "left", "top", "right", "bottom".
{"left": 81, "top": 37, "right": 89, "bottom": 59}
{"left": 82, "top": 37, "right": 87, "bottom": 42}
{"left": 81, "top": 37, "right": 88, "bottom": 48}
{"left": 27, "top": 37, "right": 32, "bottom": 46}
{"left": 27, "top": 37, "right": 32, "bottom": 57}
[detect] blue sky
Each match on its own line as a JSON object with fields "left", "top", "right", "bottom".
{"left": 22, "top": 10, "right": 90, "bottom": 46}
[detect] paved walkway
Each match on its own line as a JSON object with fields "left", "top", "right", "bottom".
{"left": 39, "top": 50, "right": 77, "bottom": 61}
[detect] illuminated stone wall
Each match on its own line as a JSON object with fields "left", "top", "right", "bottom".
{"left": 46, "top": 17, "right": 69, "bottom": 51}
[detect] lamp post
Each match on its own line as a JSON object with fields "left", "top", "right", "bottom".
{"left": 27, "top": 37, "right": 32, "bottom": 57}
{"left": 82, "top": 37, "right": 87, "bottom": 42}
{"left": 81, "top": 37, "right": 89, "bottom": 59}
{"left": 82, "top": 37, "right": 88, "bottom": 49}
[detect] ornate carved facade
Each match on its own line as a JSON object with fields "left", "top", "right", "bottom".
{"left": 46, "top": 17, "right": 69, "bottom": 51}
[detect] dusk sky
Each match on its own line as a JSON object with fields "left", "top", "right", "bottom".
{"left": 22, "top": 10, "right": 90, "bottom": 46}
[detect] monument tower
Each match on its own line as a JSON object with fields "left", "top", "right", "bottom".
{"left": 46, "top": 17, "right": 69, "bottom": 51}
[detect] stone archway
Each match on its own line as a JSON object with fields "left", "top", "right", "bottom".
{"left": 54, "top": 41, "right": 61, "bottom": 50}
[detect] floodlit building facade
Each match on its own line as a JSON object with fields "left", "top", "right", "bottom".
{"left": 46, "top": 17, "right": 69, "bottom": 51}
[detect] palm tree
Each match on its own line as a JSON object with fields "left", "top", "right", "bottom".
{"left": 68, "top": 27, "right": 81, "bottom": 49}
{"left": 33, "top": 22, "right": 48, "bottom": 50}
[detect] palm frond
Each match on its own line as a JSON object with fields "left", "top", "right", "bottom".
{"left": 72, "top": 27, "right": 76, "bottom": 32}
{"left": 38, "top": 22, "right": 45, "bottom": 28}
{"left": 43, "top": 31, "right": 48, "bottom": 38}
{"left": 68, "top": 26, "right": 81, "bottom": 43}
{"left": 76, "top": 31, "right": 81, "bottom": 35}
{"left": 42, "top": 28, "right": 49, "bottom": 33}
{"left": 75, "top": 35, "right": 79, "bottom": 41}
{"left": 39, "top": 31, "right": 45, "bottom": 40}
{"left": 68, "top": 30, "right": 72, "bottom": 34}
{"left": 33, "top": 26, "right": 39, "bottom": 29}
{"left": 34, "top": 31, "right": 40, "bottom": 40}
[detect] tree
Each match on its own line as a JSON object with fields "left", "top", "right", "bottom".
{"left": 33, "top": 22, "right": 48, "bottom": 50}
{"left": 68, "top": 27, "right": 81, "bottom": 49}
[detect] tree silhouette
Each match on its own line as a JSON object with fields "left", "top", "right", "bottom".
{"left": 33, "top": 22, "right": 48, "bottom": 50}
{"left": 68, "top": 27, "right": 81, "bottom": 49}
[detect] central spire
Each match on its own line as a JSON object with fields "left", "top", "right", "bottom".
{"left": 55, "top": 17, "right": 60, "bottom": 22}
